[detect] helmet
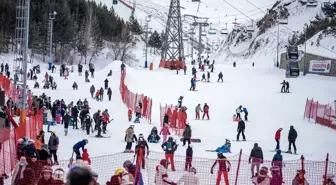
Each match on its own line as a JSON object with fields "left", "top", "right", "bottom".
{"left": 51, "top": 131, "right": 56, "bottom": 135}
{"left": 123, "top": 160, "right": 133, "bottom": 168}
{"left": 189, "top": 167, "right": 197, "bottom": 174}
{"left": 139, "top": 134, "right": 144, "bottom": 138}
{"left": 114, "top": 168, "right": 124, "bottom": 175}
{"left": 98, "top": 109, "right": 101, "bottom": 112}
{"left": 105, "top": 109, "right": 108, "bottom": 112}
{"left": 160, "top": 159, "right": 169, "bottom": 168}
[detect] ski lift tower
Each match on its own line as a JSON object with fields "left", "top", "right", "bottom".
{"left": 13, "top": 0, "right": 30, "bottom": 123}
{"left": 184, "top": 14, "right": 209, "bottom": 64}
{"left": 160, "top": 0, "right": 185, "bottom": 69}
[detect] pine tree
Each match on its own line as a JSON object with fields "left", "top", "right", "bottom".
{"left": 128, "top": 15, "right": 142, "bottom": 34}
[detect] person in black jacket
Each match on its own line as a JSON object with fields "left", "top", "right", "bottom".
{"left": 93, "top": 110, "right": 101, "bottom": 130}
{"left": 147, "top": 126, "right": 160, "bottom": 143}
{"left": 71, "top": 106, "right": 79, "bottom": 129}
{"left": 85, "top": 114, "right": 93, "bottom": 135}
{"left": 104, "top": 79, "right": 109, "bottom": 90}
{"left": 236, "top": 118, "right": 246, "bottom": 141}
{"left": 287, "top": 125, "right": 297, "bottom": 154}
{"left": 38, "top": 144, "right": 51, "bottom": 161}
{"left": 25, "top": 139, "right": 40, "bottom": 159}
{"left": 78, "top": 63, "right": 83, "bottom": 76}
{"left": 135, "top": 134, "right": 149, "bottom": 169}
{"left": 95, "top": 114, "right": 103, "bottom": 138}
{"left": 163, "top": 114, "right": 169, "bottom": 125}
{"left": 62, "top": 112, "right": 71, "bottom": 136}
{"left": 107, "top": 87, "right": 112, "bottom": 101}
{"left": 185, "top": 145, "right": 193, "bottom": 171}
{"left": 182, "top": 124, "right": 192, "bottom": 146}
{"left": 249, "top": 143, "right": 263, "bottom": 177}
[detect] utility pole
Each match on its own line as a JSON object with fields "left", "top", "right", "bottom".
{"left": 48, "top": 12, "right": 57, "bottom": 68}
{"left": 277, "top": 21, "right": 279, "bottom": 67}
{"left": 14, "top": 0, "right": 30, "bottom": 123}
{"left": 184, "top": 14, "right": 209, "bottom": 64}
{"left": 303, "top": 23, "right": 308, "bottom": 75}
{"left": 144, "top": 15, "right": 151, "bottom": 67}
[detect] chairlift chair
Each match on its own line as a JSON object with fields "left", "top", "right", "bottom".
{"left": 208, "top": 29, "right": 217, "bottom": 35}
{"left": 220, "top": 23, "right": 229, "bottom": 35}
{"left": 246, "top": 25, "right": 254, "bottom": 33}
{"left": 306, "top": 0, "right": 318, "bottom": 7}
{"left": 113, "top": 0, "right": 118, "bottom": 5}
{"left": 201, "top": 31, "right": 207, "bottom": 36}
{"left": 192, "top": 0, "right": 200, "bottom": 2}
{"left": 278, "top": 18, "right": 288, "bottom": 24}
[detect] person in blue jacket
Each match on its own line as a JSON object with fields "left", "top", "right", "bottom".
{"left": 271, "top": 149, "right": 283, "bottom": 177}
{"left": 73, "top": 139, "right": 88, "bottom": 159}
{"left": 242, "top": 107, "right": 248, "bottom": 121}
{"left": 190, "top": 78, "right": 196, "bottom": 91}
{"left": 215, "top": 139, "right": 231, "bottom": 153}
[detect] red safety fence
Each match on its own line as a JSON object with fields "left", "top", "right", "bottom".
{"left": 2, "top": 149, "right": 335, "bottom": 185}
{"left": 160, "top": 103, "right": 187, "bottom": 136}
{"left": 120, "top": 68, "right": 153, "bottom": 123}
{"left": 304, "top": 98, "right": 336, "bottom": 130}
{"left": 159, "top": 60, "right": 186, "bottom": 70}
{"left": 0, "top": 113, "right": 43, "bottom": 176}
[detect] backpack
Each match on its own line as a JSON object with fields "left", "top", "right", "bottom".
{"left": 166, "top": 142, "right": 174, "bottom": 151}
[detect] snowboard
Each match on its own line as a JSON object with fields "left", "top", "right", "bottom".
{"left": 231, "top": 140, "right": 252, "bottom": 142}
{"left": 284, "top": 151, "right": 298, "bottom": 155}
{"left": 180, "top": 138, "right": 201, "bottom": 143}
{"left": 90, "top": 135, "right": 111, "bottom": 138}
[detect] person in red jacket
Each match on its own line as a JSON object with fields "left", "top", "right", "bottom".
{"left": 202, "top": 103, "right": 209, "bottom": 120}
{"left": 275, "top": 128, "right": 282, "bottom": 150}
{"left": 102, "top": 109, "right": 110, "bottom": 134}
{"left": 82, "top": 148, "right": 91, "bottom": 165}
{"left": 211, "top": 153, "right": 231, "bottom": 185}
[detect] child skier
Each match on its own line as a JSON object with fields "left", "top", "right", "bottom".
{"left": 218, "top": 72, "right": 223, "bottom": 82}
{"left": 160, "top": 124, "right": 170, "bottom": 144}
{"left": 135, "top": 134, "right": 149, "bottom": 169}
{"left": 215, "top": 139, "right": 231, "bottom": 153}
{"left": 236, "top": 105, "right": 242, "bottom": 119}
{"left": 124, "top": 125, "right": 137, "bottom": 152}
{"left": 82, "top": 148, "right": 91, "bottom": 165}
{"left": 185, "top": 145, "right": 193, "bottom": 171}
{"left": 147, "top": 126, "right": 160, "bottom": 143}
{"left": 128, "top": 109, "right": 132, "bottom": 122}
{"left": 85, "top": 115, "right": 93, "bottom": 135}
{"left": 178, "top": 96, "right": 184, "bottom": 108}
{"left": 207, "top": 71, "right": 210, "bottom": 82}
{"left": 134, "top": 105, "right": 141, "bottom": 123}
{"left": 202, "top": 103, "right": 209, "bottom": 120}
{"left": 211, "top": 153, "right": 231, "bottom": 185}
{"left": 195, "top": 104, "right": 203, "bottom": 120}
{"left": 201, "top": 73, "right": 206, "bottom": 81}
{"left": 242, "top": 107, "right": 248, "bottom": 121}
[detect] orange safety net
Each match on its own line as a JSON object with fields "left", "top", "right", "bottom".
{"left": 120, "top": 68, "right": 153, "bottom": 123}
{"left": 160, "top": 103, "right": 187, "bottom": 136}
{"left": 2, "top": 149, "right": 335, "bottom": 185}
{"left": 159, "top": 60, "right": 186, "bottom": 70}
{"left": 304, "top": 98, "right": 336, "bottom": 130}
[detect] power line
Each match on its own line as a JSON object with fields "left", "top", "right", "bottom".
{"left": 244, "top": 0, "right": 336, "bottom": 55}
{"left": 219, "top": 0, "right": 253, "bottom": 21}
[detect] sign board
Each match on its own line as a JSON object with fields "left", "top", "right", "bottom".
{"left": 309, "top": 60, "right": 332, "bottom": 73}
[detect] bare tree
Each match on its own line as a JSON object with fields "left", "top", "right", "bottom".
{"left": 77, "top": 2, "right": 99, "bottom": 64}
{"left": 108, "top": 25, "right": 135, "bottom": 62}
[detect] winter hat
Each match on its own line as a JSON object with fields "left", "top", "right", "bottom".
{"left": 114, "top": 168, "right": 124, "bottom": 175}
{"left": 139, "top": 134, "right": 144, "bottom": 138}
{"left": 53, "top": 168, "right": 65, "bottom": 180}
{"left": 123, "top": 160, "right": 133, "bottom": 168}
{"left": 42, "top": 165, "right": 53, "bottom": 174}
{"left": 259, "top": 166, "right": 268, "bottom": 177}
{"left": 278, "top": 128, "right": 283, "bottom": 131}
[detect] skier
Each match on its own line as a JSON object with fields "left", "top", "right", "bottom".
{"left": 147, "top": 126, "right": 160, "bottom": 143}
{"left": 93, "top": 109, "right": 101, "bottom": 130}
{"left": 242, "top": 107, "right": 248, "bottom": 121}
{"left": 102, "top": 109, "right": 110, "bottom": 134}
{"left": 85, "top": 70, "right": 89, "bottom": 82}
{"left": 120, "top": 62, "right": 125, "bottom": 73}
{"left": 72, "top": 82, "right": 78, "bottom": 90}
{"left": 280, "top": 80, "right": 286, "bottom": 93}
{"left": 271, "top": 150, "right": 283, "bottom": 177}
{"left": 195, "top": 104, "right": 203, "bottom": 120}
{"left": 207, "top": 71, "right": 210, "bottom": 82}
{"left": 285, "top": 81, "right": 290, "bottom": 93}
{"left": 125, "top": 125, "right": 137, "bottom": 152}
{"left": 236, "top": 105, "right": 242, "bottom": 119}
{"left": 160, "top": 124, "right": 170, "bottom": 144}
{"left": 183, "top": 65, "right": 187, "bottom": 75}
{"left": 215, "top": 139, "right": 231, "bottom": 153}
{"left": 82, "top": 149, "right": 91, "bottom": 165}
{"left": 107, "top": 70, "right": 112, "bottom": 76}
{"left": 182, "top": 124, "right": 192, "bottom": 146}
{"left": 107, "top": 87, "right": 112, "bottom": 101}
{"left": 71, "top": 106, "right": 79, "bottom": 129}
{"left": 217, "top": 72, "right": 223, "bottom": 82}
{"left": 73, "top": 139, "right": 88, "bottom": 159}
{"left": 134, "top": 105, "right": 141, "bottom": 123}
{"left": 202, "top": 103, "right": 209, "bottom": 120}
{"left": 89, "top": 63, "right": 95, "bottom": 78}
{"left": 185, "top": 145, "right": 193, "bottom": 171}
{"left": 48, "top": 131, "right": 59, "bottom": 165}
{"left": 192, "top": 66, "right": 196, "bottom": 76}
{"left": 62, "top": 111, "right": 71, "bottom": 136}
{"left": 251, "top": 167, "right": 270, "bottom": 185}
{"left": 99, "top": 87, "right": 104, "bottom": 101}
{"left": 78, "top": 63, "right": 83, "bottom": 76}
{"left": 287, "top": 125, "right": 298, "bottom": 154}
{"left": 135, "top": 134, "right": 149, "bottom": 169}
{"left": 34, "top": 81, "right": 39, "bottom": 88}
{"left": 190, "top": 78, "right": 196, "bottom": 91}
{"left": 274, "top": 128, "right": 282, "bottom": 150}
{"left": 95, "top": 113, "right": 103, "bottom": 138}
{"left": 104, "top": 78, "right": 109, "bottom": 90}
{"left": 233, "top": 61, "right": 236, "bottom": 67}
{"left": 161, "top": 136, "right": 178, "bottom": 171}
{"left": 210, "top": 153, "right": 231, "bottom": 185}
{"left": 252, "top": 62, "right": 255, "bottom": 67}
{"left": 128, "top": 109, "right": 132, "bottom": 122}
{"left": 201, "top": 73, "right": 206, "bottom": 82}
{"left": 154, "top": 159, "right": 177, "bottom": 185}
{"left": 249, "top": 143, "right": 264, "bottom": 178}
{"left": 236, "top": 118, "right": 246, "bottom": 141}
{"left": 85, "top": 114, "right": 93, "bottom": 135}
{"left": 178, "top": 96, "right": 183, "bottom": 108}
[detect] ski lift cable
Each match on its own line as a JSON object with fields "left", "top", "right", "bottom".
{"left": 244, "top": 0, "right": 336, "bottom": 55}
{"left": 219, "top": 0, "right": 254, "bottom": 21}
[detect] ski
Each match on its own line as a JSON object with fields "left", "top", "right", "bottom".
{"left": 205, "top": 150, "right": 217, "bottom": 152}
{"left": 90, "top": 136, "right": 111, "bottom": 138}
{"left": 284, "top": 151, "right": 298, "bottom": 155}
{"left": 123, "top": 150, "right": 135, "bottom": 153}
